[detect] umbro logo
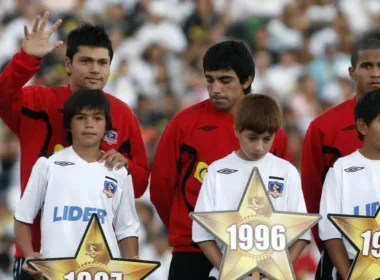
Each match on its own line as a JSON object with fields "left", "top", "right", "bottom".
{"left": 197, "top": 125, "right": 218, "bottom": 131}
{"left": 342, "top": 124, "right": 356, "bottom": 131}
{"left": 217, "top": 168, "right": 238, "bottom": 174}
{"left": 54, "top": 161, "right": 75, "bottom": 166}
{"left": 344, "top": 166, "right": 364, "bottom": 172}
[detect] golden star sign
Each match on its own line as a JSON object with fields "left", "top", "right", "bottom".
{"left": 27, "top": 214, "right": 160, "bottom": 280}
{"left": 190, "top": 167, "right": 321, "bottom": 280}
{"left": 329, "top": 208, "right": 380, "bottom": 280}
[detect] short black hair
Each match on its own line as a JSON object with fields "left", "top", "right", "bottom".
{"left": 355, "top": 89, "right": 380, "bottom": 140}
{"left": 63, "top": 89, "right": 113, "bottom": 144}
{"left": 66, "top": 22, "right": 114, "bottom": 62}
{"left": 351, "top": 31, "right": 380, "bottom": 68}
{"left": 203, "top": 41, "right": 255, "bottom": 94}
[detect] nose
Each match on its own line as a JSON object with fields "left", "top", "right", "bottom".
{"left": 210, "top": 82, "right": 222, "bottom": 95}
{"left": 253, "top": 141, "right": 264, "bottom": 154}
{"left": 85, "top": 118, "right": 94, "bottom": 128}
{"left": 371, "top": 65, "right": 380, "bottom": 77}
{"left": 89, "top": 62, "right": 100, "bottom": 73}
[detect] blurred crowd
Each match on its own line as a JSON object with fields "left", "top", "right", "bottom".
{"left": 0, "top": 0, "right": 379, "bottom": 279}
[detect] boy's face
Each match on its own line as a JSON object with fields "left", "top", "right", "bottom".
{"left": 65, "top": 46, "right": 111, "bottom": 92}
{"left": 235, "top": 128, "right": 275, "bottom": 161}
{"left": 205, "top": 69, "right": 252, "bottom": 112}
{"left": 70, "top": 108, "right": 106, "bottom": 147}
{"left": 358, "top": 116, "right": 380, "bottom": 150}
{"left": 349, "top": 49, "right": 380, "bottom": 97}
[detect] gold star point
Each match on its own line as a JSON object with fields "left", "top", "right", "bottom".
{"left": 27, "top": 214, "right": 160, "bottom": 280}
{"left": 191, "top": 167, "right": 321, "bottom": 280}
{"left": 329, "top": 207, "right": 380, "bottom": 280}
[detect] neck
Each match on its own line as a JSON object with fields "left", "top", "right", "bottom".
{"left": 69, "top": 82, "right": 80, "bottom": 94}
{"left": 355, "top": 88, "right": 364, "bottom": 102}
{"left": 359, "top": 142, "right": 380, "bottom": 160}
{"left": 72, "top": 144, "right": 102, "bottom": 163}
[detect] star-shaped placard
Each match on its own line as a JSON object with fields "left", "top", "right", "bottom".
{"left": 27, "top": 214, "right": 160, "bottom": 280}
{"left": 190, "top": 167, "right": 321, "bottom": 280}
{"left": 329, "top": 207, "right": 380, "bottom": 280}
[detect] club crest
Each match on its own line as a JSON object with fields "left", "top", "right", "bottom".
{"left": 103, "top": 130, "right": 118, "bottom": 145}
{"left": 268, "top": 181, "right": 284, "bottom": 198}
{"left": 103, "top": 181, "right": 117, "bottom": 198}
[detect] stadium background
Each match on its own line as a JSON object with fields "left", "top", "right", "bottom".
{"left": 0, "top": 0, "right": 379, "bottom": 279}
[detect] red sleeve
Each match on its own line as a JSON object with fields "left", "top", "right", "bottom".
{"left": 301, "top": 122, "right": 324, "bottom": 249}
{"left": 0, "top": 49, "right": 41, "bottom": 135}
{"left": 150, "top": 117, "right": 181, "bottom": 228}
{"left": 271, "top": 127, "right": 289, "bottom": 160}
{"left": 124, "top": 113, "right": 150, "bottom": 198}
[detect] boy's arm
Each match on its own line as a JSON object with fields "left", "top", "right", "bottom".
{"left": 150, "top": 118, "right": 182, "bottom": 228}
{"left": 319, "top": 167, "right": 350, "bottom": 279}
{"left": 114, "top": 171, "right": 139, "bottom": 259}
{"left": 301, "top": 122, "right": 325, "bottom": 249}
{"left": 271, "top": 128, "right": 289, "bottom": 161}
{"left": 288, "top": 240, "right": 308, "bottom": 263}
{"left": 198, "top": 241, "right": 223, "bottom": 269}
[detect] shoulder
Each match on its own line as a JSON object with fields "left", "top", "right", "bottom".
{"left": 267, "top": 153, "right": 299, "bottom": 176}
{"left": 43, "top": 147, "right": 76, "bottom": 165}
{"left": 332, "top": 151, "right": 361, "bottom": 171}
{"left": 171, "top": 99, "right": 211, "bottom": 123}
{"left": 207, "top": 153, "right": 236, "bottom": 174}
{"left": 103, "top": 92, "right": 134, "bottom": 114}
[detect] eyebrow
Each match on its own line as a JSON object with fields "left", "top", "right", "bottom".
{"left": 205, "top": 74, "right": 234, "bottom": 80}
{"left": 79, "top": 56, "right": 109, "bottom": 61}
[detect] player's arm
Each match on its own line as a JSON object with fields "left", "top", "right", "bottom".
{"left": 319, "top": 167, "right": 350, "bottom": 279}
{"left": 0, "top": 12, "right": 62, "bottom": 134}
{"left": 271, "top": 128, "right": 289, "bottom": 161}
{"left": 301, "top": 122, "right": 325, "bottom": 246}
{"left": 150, "top": 117, "right": 182, "bottom": 228}
{"left": 114, "top": 170, "right": 139, "bottom": 259}
{"left": 286, "top": 164, "right": 311, "bottom": 262}
{"left": 192, "top": 167, "right": 223, "bottom": 268}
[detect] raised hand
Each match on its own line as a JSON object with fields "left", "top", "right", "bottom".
{"left": 22, "top": 11, "right": 63, "bottom": 58}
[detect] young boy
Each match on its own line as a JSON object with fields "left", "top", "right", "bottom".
{"left": 319, "top": 89, "right": 380, "bottom": 280}
{"left": 14, "top": 89, "right": 140, "bottom": 279}
{"left": 192, "top": 94, "right": 309, "bottom": 279}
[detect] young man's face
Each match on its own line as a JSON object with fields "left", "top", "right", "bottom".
{"left": 65, "top": 46, "right": 111, "bottom": 92}
{"left": 235, "top": 129, "right": 275, "bottom": 161}
{"left": 205, "top": 69, "right": 252, "bottom": 112}
{"left": 70, "top": 108, "right": 106, "bottom": 148}
{"left": 349, "top": 49, "right": 380, "bottom": 98}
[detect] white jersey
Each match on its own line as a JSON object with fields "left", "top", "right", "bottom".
{"left": 15, "top": 146, "right": 140, "bottom": 258}
{"left": 192, "top": 152, "right": 310, "bottom": 268}
{"left": 319, "top": 150, "right": 380, "bottom": 260}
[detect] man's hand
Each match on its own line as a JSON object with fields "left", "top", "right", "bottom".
{"left": 98, "top": 149, "right": 128, "bottom": 171}
{"left": 22, "top": 252, "right": 44, "bottom": 279}
{"left": 22, "top": 11, "right": 63, "bottom": 58}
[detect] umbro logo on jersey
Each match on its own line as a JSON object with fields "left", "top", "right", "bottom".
{"left": 217, "top": 168, "right": 238, "bottom": 174}
{"left": 54, "top": 161, "right": 75, "bottom": 166}
{"left": 342, "top": 124, "right": 356, "bottom": 131}
{"left": 197, "top": 125, "right": 218, "bottom": 131}
{"left": 344, "top": 166, "right": 364, "bottom": 172}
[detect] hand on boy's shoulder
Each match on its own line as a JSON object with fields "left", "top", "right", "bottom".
{"left": 98, "top": 149, "right": 128, "bottom": 171}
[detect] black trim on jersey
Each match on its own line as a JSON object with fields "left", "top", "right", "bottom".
{"left": 322, "top": 145, "right": 342, "bottom": 157}
{"left": 105, "top": 176, "right": 118, "bottom": 183}
{"left": 269, "top": 176, "right": 284, "bottom": 180}
{"left": 21, "top": 107, "right": 52, "bottom": 157}
{"left": 118, "top": 139, "right": 133, "bottom": 159}
{"left": 123, "top": 165, "right": 131, "bottom": 175}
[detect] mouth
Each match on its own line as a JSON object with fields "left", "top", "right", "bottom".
{"left": 82, "top": 132, "right": 97, "bottom": 136}
{"left": 370, "top": 82, "right": 380, "bottom": 86}
{"left": 86, "top": 78, "right": 102, "bottom": 82}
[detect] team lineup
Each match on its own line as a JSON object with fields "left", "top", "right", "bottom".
{"left": 4, "top": 10, "right": 380, "bottom": 280}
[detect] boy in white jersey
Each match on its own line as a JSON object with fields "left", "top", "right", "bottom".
{"left": 192, "top": 94, "right": 309, "bottom": 280}
{"left": 319, "top": 89, "right": 380, "bottom": 280}
{"left": 14, "top": 89, "right": 140, "bottom": 278}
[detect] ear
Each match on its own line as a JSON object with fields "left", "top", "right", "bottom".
{"left": 65, "top": 57, "right": 72, "bottom": 76}
{"left": 357, "top": 118, "right": 368, "bottom": 138}
{"left": 234, "top": 125, "right": 240, "bottom": 137}
{"left": 348, "top": 66, "right": 355, "bottom": 80}
{"left": 242, "top": 75, "right": 254, "bottom": 91}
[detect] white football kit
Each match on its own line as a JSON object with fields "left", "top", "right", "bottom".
{"left": 320, "top": 150, "right": 380, "bottom": 261}
{"left": 192, "top": 152, "right": 310, "bottom": 278}
{"left": 15, "top": 146, "right": 140, "bottom": 258}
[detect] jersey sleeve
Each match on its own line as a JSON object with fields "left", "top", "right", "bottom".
{"left": 192, "top": 166, "right": 216, "bottom": 243}
{"left": 121, "top": 112, "right": 150, "bottom": 198}
{"left": 113, "top": 171, "right": 140, "bottom": 241}
{"left": 150, "top": 117, "right": 182, "bottom": 228}
{"left": 286, "top": 164, "right": 310, "bottom": 241}
{"left": 319, "top": 167, "right": 342, "bottom": 242}
{"left": 272, "top": 128, "right": 289, "bottom": 161}
{"left": 301, "top": 122, "right": 325, "bottom": 247}
{"left": 0, "top": 49, "right": 42, "bottom": 135}
{"left": 14, "top": 157, "right": 50, "bottom": 224}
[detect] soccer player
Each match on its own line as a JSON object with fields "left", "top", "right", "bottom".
{"left": 319, "top": 89, "right": 380, "bottom": 279}
{"left": 150, "top": 41, "right": 290, "bottom": 279}
{"left": 0, "top": 12, "right": 149, "bottom": 278}
{"left": 192, "top": 94, "right": 309, "bottom": 280}
{"left": 14, "top": 89, "right": 140, "bottom": 279}
{"left": 301, "top": 31, "right": 380, "bottom": 278}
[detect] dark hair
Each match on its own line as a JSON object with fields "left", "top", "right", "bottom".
{"left": 63, "top": 89, "right": 113, "bottom": 144}
{"left": 203, "top": 41, "right": 255, "bottom": 94}
{"left": 355, "top": 89, "right": 380, "bottom": 140}
{"left": 351, "top": 31, "right": 380, "bottom": 68}
{"left": 66, "top": 22, "right": 114, "bottom": 62}
{"left": 234, "top": 94, "right": 282, "bottom": 134}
